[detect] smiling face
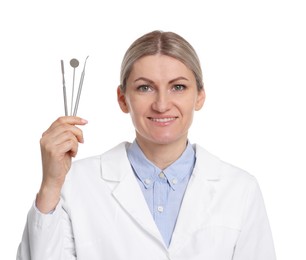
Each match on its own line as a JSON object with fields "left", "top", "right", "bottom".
{"left": 117, "top": 54, "right": 205, "bottom": 149}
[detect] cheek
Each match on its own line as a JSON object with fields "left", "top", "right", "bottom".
{"left": 126, "top": 100, "right": 145, "bottom": 119}
{"left": 127, "top": 95, "right": 150, "bottom": 112}
{"left": 180, "top": 97, "right": 198, "bottom": 113}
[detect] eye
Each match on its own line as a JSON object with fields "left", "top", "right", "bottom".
{"left": 137, "top": 85, "right": 152, "bottom": 92}
{"left": 172, "top": 84, "right": 186, "bottom": 91}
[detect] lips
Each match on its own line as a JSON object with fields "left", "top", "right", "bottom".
{"left": 148, "top": 117, "right": 178, "bottom": 122}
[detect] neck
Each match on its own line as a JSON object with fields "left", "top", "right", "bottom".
{"left": 135, "top": 137, "right": 188, "bottom": 170}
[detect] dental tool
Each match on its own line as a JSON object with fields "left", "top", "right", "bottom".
{"left": 69, "top": 58, "right": 80, "bottom": 115}
{"left": 61, "top": 60, "right": 68, "bottom": 116}
{"left": 73, "top": 56, "right": 89, "bottom": 116}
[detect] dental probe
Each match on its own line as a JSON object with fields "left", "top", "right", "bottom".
{"left": 73, "top": 56, "right": 89, "bottom": 116}
{"left": 61, "top": 60, "right": 68, "bottom": 116}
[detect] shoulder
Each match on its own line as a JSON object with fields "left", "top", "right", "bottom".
{"left": 66, "top": 142, "right": 130, "bottom": 181}
{"left": 193, "top": 144, "right": 257, "bottom": 186}
{"left": 62, "top": 142, "right": 131, "bottom": 202}
{"left": 193, "top": 144, "right": 266, "bottom": 231}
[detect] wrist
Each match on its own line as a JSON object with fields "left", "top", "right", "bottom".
{"left": 36, "top": 184, "right": 61, "bottom": 213}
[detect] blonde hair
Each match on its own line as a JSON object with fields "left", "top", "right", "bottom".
{"left": 120, "top": 30, "right": 204, "bottom": 92}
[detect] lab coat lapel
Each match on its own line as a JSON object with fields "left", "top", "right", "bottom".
{"left": 169, "top": 145, "right": 221, "bottom": 252}
{"left": 100, "top": 142, "right": 164, "bottom": 245}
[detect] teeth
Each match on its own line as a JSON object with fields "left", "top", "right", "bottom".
{"left": 150, "top": 118, "right": 176, "bottom": 122}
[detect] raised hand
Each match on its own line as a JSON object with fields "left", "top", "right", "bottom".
{"left": 36, "top": 116, "right": 88, "bottom": 213}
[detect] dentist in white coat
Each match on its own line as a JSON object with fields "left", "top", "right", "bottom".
{"left": 17, "top": 30, "right": 276, "bottom": 260}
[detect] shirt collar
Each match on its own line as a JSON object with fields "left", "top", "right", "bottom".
{"left": 127, "top": 140, "right": 196, "bottom": 190}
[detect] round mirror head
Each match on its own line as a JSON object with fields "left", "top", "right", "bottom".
{"left": 70, "top": 58, "right": 79, "bottom": 68}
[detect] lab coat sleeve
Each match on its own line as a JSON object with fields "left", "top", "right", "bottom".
{"left": 16, "top": 199, "right": 76, "bottom": 260}
{"left": 233, "top": 179, "right": 276, "bottom": 260}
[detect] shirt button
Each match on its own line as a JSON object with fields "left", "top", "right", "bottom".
{"left": 172, "top": 178, "right": 178, "bottom": 185}
{"left": 144, "top": 178, "right": 151, "bottom": 185}
{"left": 157, "top": 206, "right": 164, "bottom": 213}
{"left": 159, "top": 172, "right": 166, "bottom": 179}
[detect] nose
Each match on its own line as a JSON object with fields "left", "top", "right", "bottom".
{"left": 151, "top": 91, "right": 172, "bottom": 113}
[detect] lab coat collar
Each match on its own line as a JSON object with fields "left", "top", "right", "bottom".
{"left": 100, "top": 142, "right": 221, "bottom": 182}
{"left": 192, "top": 143, "right": 222, "bottom": 181}
{"left": 99, "top": 142, "right": 131, "bottom": 181}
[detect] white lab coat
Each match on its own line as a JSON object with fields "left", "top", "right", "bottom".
{"left": 17, "top": 142, "right": 276, "bottom": 260}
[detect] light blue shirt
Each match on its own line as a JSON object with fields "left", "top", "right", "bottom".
{"left": 127, "top": 140, "right": 196, "bottom": 247}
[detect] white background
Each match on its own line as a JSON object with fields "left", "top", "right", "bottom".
{"left": 1, "top": 0, "right": 305, "bottom": 259}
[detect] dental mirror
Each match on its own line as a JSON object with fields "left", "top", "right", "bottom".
{"left": 69, "top": 58, "right": 79, "bottom": 115}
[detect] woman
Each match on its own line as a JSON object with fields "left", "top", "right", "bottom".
{"left": 17, "top": 31, "right": 276, "bottom": 259}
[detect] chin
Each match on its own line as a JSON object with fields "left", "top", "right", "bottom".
{"left": 147, "top": 134, "right": 187, "bottom": 146}
{"left": 136, "top": 129, "right": 188, "bottom": 146}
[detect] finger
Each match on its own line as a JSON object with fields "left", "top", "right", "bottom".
{"left": 58, "top": 138, "right": 79, "bottom": 158}
{"left": 41, "top": 132, "right": 79, "bottom": 159}
{"left": 49, "top": 124, "right": 85, "bottom": 144}
{"left": 43, "top": 116, "right": 88, "bottom": 136}
{"left": 44, "top": 116, "right": 87, "bottom": 135}
{"left": 42, "top": 122, "right": 86, "bottom": 144}
{"left": 42, "top": 129, "right": 80, "bottom": 153}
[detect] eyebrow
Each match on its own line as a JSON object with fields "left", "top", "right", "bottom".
{"left": 134, "top": 77, "right": 154, "bottom": 84}
{"left": 134, "top": 76, "right": 189, "bottom": 84}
